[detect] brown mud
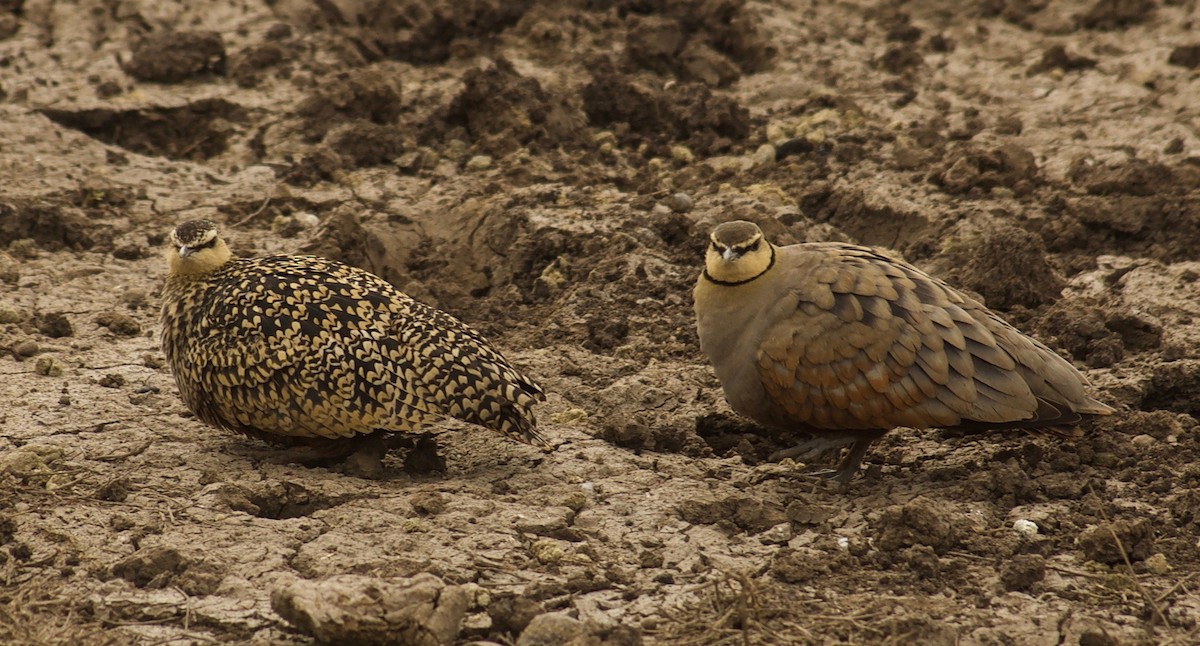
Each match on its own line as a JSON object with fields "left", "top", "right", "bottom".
{"left": 1, "top": 0, "right": 1199, "bottom": 644}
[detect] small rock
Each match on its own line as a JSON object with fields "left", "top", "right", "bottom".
{"left": 112, "top": 546, "right": 187, "bottom": 588}
{"left": 35, "top": 312, "right": 73, "bottom": 338}
{"left": 1013, "top": 519, "right": 1039, "bottom": 538}
{"left": 669, "top": 145, "right": 694, "bottom": 164}
{"left": 488, "top": 595, "right": 543, "bottom": 636}
{"left": 556, "top": 491, "right": 587, "bottom": 513}
{"left": 112, "top": 244, "right": 147, "bottom": 260}
{"left": 875, "top": 497, "right": 963, "bottom": 554}
{"left": 1144, "top": 552, "right": 1172, "bottom": 575}
{"left": 752, "top": 143, "right": 776, "bottom": 166}
{"left": 902, "top": 544, "right": 941, "bottom": 579}
{"left": 99, "top": 373, "right": 127, "bottom": 388}
{"left": 271, "top": 573, "right": 468, "bottom": 646}
{"left": 999, "top": 554, "right": 1045, "bottom": 591}
{"left": 96, "top": 311, "right": 141, "bottom": 336}
{"left": 1168, "top": 44, "right": 1200, "bottom": 69}
{"left": 34, "top": 357, "right": 63, "bottom": 377}
{"left": 530, "top": 539, "right": 573, "bottom": 565}
{"left": 1078, "top": 519, "right": 1155, "bottom": 564}
{"left": 0, "top": 251, "right": 18, "bottom": 283}
{"left": 0, "top": 444, "right": 65, "bottom": 482}
{"left": 465, "top": 155, "right": 493, "bottom": 171}
{"left": 759, "top": 522, "right": 792, "bottom": 545}
{"left": 8, "top": 239, "right": 39, "bottom": 259}
{"left": 410, "top": 491, "right": 447, "bottom": 516}
{"left": 12, "top": 339, "right": 39, "bottom": 358}
{"left": 1079, "top": 629, "right": 1119, "bottom": 646}
{"left": 0, "top": 306, "right": 26, "bottom": 324}
{"left": 125, "top": 31, "right": 226, "bottom": 83}
{"left": 1130, "top": 434, "right": 1156, "bottom": 448}
{"left": 517, "top": 613, "right": 584, "bottom": 646}
{"left": 664, "top": 192, "right": 693, "bottom": 214}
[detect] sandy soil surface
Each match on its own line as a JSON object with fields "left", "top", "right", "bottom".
{"left": 1, "top": 0, "right": 1199, "bottom": 644}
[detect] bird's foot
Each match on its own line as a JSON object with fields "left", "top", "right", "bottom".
{"left": 768, "top": 435, "right": 859, "bottom": 464}
{"left": 338, "top": 436, "right": 389, "bottom": 479}
{"left": 392, "top": 434, "right": 447, "bottom": 475}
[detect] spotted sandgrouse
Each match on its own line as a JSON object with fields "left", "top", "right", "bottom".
{"left": 160, "top": 219, "right": 547, "bottom": 470}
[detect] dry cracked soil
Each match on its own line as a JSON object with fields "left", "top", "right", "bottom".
{"left": 1, "top": 0, "right": 1199, "bottom": 644}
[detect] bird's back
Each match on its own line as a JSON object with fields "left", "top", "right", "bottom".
{"left": 161, "top": 255, "right": 545, "bottom": 446}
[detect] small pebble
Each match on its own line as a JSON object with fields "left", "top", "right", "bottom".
{"left": 517, "top": 613, "right": 584, "bottom": 646}
{"left": 13, "top": 339, "right": 39, "bottom": 358}
{"left": 96, "top": 311, "right": 141, "bottom": 336}
{"left": 1145, "top": 553, "right": 1172, "bottom": 575}
{"left": 665, "top": 192, "right": 694, "bottom": 213}
{"left": 34, "top": 357, "right": 63, "bottom": 377}
{"left": 669, "top": 145, "right": 694, "bottom": 164}
{"left": 0, "top": 306, "right": 25, "bottom": 324}
{"left": 1130, "top": 434, "right": 1157, "bottom": 448}
{"left": 760, "top": 522, "right": 793, "bottom": 545}
{"left": 465, "top": 155, "right": 493, "bottom": 171}
{"left": 753, "top": 143, "right": 776, "bottom": 166}
{"left": 1013, "top": 519, "right": 1039, "bottom": 537}
{"left": 99, "top": 374, "right": 127, "bottom": 388}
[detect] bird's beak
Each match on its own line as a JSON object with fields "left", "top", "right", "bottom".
{"left": 179, "top": 245, "right": 194, "bottom": 257}
{"left": 722, "top": 248, "right": 738, "bottom": 262}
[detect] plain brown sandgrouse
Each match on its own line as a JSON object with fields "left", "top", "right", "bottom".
{"left": 693, "top": 220, "right": 1113, "bottom": 483}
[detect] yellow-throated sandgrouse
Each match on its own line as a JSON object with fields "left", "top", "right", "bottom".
{"left": 693, "top": 220, "right": 1112, "bottom": 483}
{"left": 160, "top": 219, "right": 547, "bottom": 471}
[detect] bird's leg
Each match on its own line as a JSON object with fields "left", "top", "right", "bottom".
{"left": 828, "top": 438, "right": 877, "bottom": 484}
{"left": 390, "top": 433, "right": 447, "bottom": 475}
{"left": 770, "top": 430, "right": 886, "bottom": 483}
{"left": 339, "top": 433, "right": 390, "bottom": 479}
{"left": 768, "top": 433, "right": 860, "bottom": 463}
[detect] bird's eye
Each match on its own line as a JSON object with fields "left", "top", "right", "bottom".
{"left": 711, "top": 242, "right": 726, "bottom": 253}
{"left": 748, "top": 239, "right": 761, "bottom": 252}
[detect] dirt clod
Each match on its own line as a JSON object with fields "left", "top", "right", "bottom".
{"left": 1168, "top": 44, "right": 1200, "bottom": 69}
{"left": 111, "top": 546, "right": 187, "bottom": 588}
{"left": 937, "top": 222, "right": 1065, "bottom": 310}
{"left": 935, "top": 143, "right": 1039, "bottom": 196}
{"left": 437, "top": 58, "right": 585, "bottom": 155}
{"left": 516, "top": 612, "right": 584, "bottom": 646}
{"left": 1077, "top": 519, "right": 1155, "bottom": 564}
{"left": 1077, "top": 0, "right": 1156, "bottom": 30}
{"left": 876, "top": 497, "right": 963, "bottom": 555}
{"left": 999, "top": 554, "right": 1046, "bottom": 591}
{"left": 271, "top": 573, "right": 468, "bottom": 646}
{"left": 95, "top": 311, "right": 140, "bottom": 337}
{"left": 488, "top": 595, "right": 543, "bottom": 637}
{"left": 124, "top": 31, "right": 226, "bottom": 83}
{"left": 34, "top": 312, "right": 72, "bottom": 338}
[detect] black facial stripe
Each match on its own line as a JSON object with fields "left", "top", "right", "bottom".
{"left": 728, "top": 237, "right": 762, "bottom": 255}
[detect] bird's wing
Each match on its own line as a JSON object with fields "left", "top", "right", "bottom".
{"left": 754, "top": 244, "right": 1069, "bottom": 431}
{"left": 388, "top": 301, "right": 547, "bottom": 447}
{"left": 183, "top": 264, "right": 446, "bottom": 440}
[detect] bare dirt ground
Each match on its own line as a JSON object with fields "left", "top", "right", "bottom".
{"left": 1, "top": 0, "right": 1199, "bottom": 644}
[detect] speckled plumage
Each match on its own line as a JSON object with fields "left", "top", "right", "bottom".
{"left": 160, "top": 219, "right": 546, "bottom": 454}
{"left": 694, "top": 220, "right": 1112, "bottom": 482}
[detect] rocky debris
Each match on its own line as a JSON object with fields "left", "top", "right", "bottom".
{"left": 271, "top": 573, "right": 468, "bottom": 646}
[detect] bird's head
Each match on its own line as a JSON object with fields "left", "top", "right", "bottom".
{"left": 166, "top": 219, "right": 232, "bottom": 276}
{"left": 704, "top": 220, "right": 776, "bottom": 285}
